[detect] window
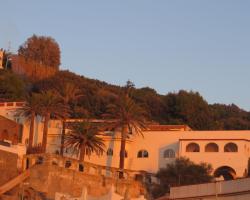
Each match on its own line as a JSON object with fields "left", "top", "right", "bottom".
{"left": 186, "top": 143, "right": 200, "bottom": 152}
{"left": 205, "top": 143, "right": 219, "bottom": 152}
{"left": 224, "top": 143, "right": 238, "bottom": 152}
{"left": 164, "top": 149, "right": 175, "bottom": 158}
{"left": 107, "top": 148, "right": 113, "bottom": 156}
{"left": 137, "top": 150, "right": 149, "bottom": 158}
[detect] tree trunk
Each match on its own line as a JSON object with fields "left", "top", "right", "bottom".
{"left": 42, "top": 113, "right": 50, "bottom": 153}
{"left": 119, "top": 127, "right": 126, "bottom": 178}
{"left": 79, "top": 144, "right": 86, "bottom": 162}
{"left": 28, "top": 112, "right": 35, "bottom": 150}
{"left": 60, "top": 120, "right": 66, "bottom": 156}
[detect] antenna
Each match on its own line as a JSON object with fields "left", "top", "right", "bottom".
{"left": 7, "top": 41, "right": 11, "bottom": 52}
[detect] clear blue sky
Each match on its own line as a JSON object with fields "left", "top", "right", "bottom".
{"left": 1, "top": 1, "right": 250, "bottom": 110}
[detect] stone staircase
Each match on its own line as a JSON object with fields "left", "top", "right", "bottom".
{"left": 0, "top": 170, "right": 30, "bottom": 195}
{"left": 0, "top": 153, "right": 147, "bottom": 199}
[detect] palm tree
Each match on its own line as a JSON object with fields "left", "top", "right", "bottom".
{"left": 64, "top": 121, "right": 105, "bottom": 162}
{"left": 105, "top": 89, "right": 147, "bottom": 177}
{"left": 16, "top": 93, "right": 41, "bottom": 150}
{"left": 54, "top": 82, "right": 83, "bottom": 156}
{"left": 38, "top": 90, "right": 69, "bottom": 153}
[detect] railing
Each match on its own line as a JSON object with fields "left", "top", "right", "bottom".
{"left": 0, "top": 102, "right": 25, "bottom": 107}
{"left": 22, "top": 153, "right": 147, "bottom": 182}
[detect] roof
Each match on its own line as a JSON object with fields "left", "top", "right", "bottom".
{"left": 147, "top": 125, "right": 192, "bottom": 131}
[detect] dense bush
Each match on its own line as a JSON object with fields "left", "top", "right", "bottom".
{"left": 151, "top": 157, "right": 213, "bottom": 198}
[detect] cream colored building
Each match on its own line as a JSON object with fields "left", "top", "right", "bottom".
{"left": 1, "top": 102, "right": 250, "bottom": 180}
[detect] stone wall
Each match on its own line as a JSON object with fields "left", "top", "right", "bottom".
{"left": 24, "top": 154, "right": 146, "bottom": 199}
{"left": 0, "top": 150, "right": 18, "bottom": 186}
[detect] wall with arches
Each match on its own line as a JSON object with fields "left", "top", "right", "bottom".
{"left": 180, "top": 138, "right": 250, "bottom": 177}
{"left": 52, "top": 129, "right": 250, "bottom": 178}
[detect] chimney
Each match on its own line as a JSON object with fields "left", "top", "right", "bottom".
{"left": 0, "top": 49, "right": 3, "bottom": 69}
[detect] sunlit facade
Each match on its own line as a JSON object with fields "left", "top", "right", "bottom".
{"left": 1, "top": 102, "right": 250, "bottom": 180}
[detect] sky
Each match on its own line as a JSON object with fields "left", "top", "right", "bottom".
{"left": 1, "top": 1, "right": 250, "bottom": 110}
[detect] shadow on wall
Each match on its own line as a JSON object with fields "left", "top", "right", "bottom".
{"left": 105, "top": 133, "right": 115, "bottom": 176}
{"left": 158, "top": 142, "right": 178, "bottom": 169}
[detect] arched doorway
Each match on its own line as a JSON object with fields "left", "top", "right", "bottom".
{"left": 214, "top": 166, "right": 236, "bottom": 180}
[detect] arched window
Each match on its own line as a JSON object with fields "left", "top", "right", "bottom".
{"left": 164, "top": 149, "right": 175, "bottom": 158}
{"left": 137, "top": 150, "right": 149, "bottom": 158}
{"left": 224, "top": 143, "right": 238, "bottom": 152}
{"left": 186, "top": 143, "right": 200, "bottom": 152}
{"left": 107, "top": 148, "right": 113, "bottom": 156}
{"left": 205, "top": 143, "right": 219, "bottom": 152}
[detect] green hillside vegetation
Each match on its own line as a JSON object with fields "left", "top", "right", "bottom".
{"left": 1, "top": 34, "right": 249, "bottom": 130}
{"left": 0, "top": 68, "right": 250, "bottom": 130}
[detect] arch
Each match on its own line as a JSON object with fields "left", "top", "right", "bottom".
{"left": 186, "top": 142, "right": 200, "bottom": 152}
{"left": 205, "top": 143, "right": 219, "bottom": 152}
{"left": 137, "top": 150, "right": 149, "bottom": 158}
{"left": 107, "top": 148, "right": 113, "bottom": 156}
{"left": 164, "top": 149, "right": 175, "bottom": 158}
{"left": 214, "top": 166, "right": 236, "bottom": 180}
{"left": 224, "top": 143, "right": 238, "bottom": 152}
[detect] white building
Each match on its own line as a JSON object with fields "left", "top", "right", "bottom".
{"left": 1, "top": 102, "right": 250, "bottom": 180}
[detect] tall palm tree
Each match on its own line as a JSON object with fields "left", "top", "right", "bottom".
{"left": 38, "top": 90, "right": 69, "bottom": 153}
{"left": 65, "top": 121, "right": 105, "bottom": 162}
{"left": 105, "top": 89, "right": 147, "bottom": 177}
{"left": 16, "top": 93, "right": 41, "bottom": 150}
{"left": 54, "top": 82, "right": 83, "bottom": 156}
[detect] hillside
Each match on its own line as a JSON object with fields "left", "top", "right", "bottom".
{"left": 0, "top": 69, "right": 250, "bottom": 130}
